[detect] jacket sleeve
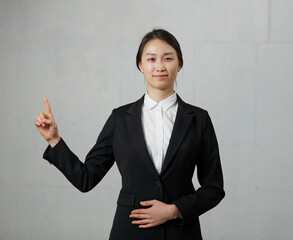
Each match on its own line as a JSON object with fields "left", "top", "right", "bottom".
{"left": 171, "top": 110, "right": 225, "bottom": 228}
{"left": 42, "top": 109, "right": 116, "bottom": 193}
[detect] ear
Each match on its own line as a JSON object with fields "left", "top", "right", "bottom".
{"left": 139, "top": 62, "right": 144, "bottom": 73}
{"left": 177, "top": 65, "right": 181, "bottom": 72}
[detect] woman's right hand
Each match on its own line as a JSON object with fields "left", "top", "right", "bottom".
{"left": 34, "top": 96, "right": 60, "bottom": 147}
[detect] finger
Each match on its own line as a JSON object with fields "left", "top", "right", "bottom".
{"left": 132, "top": 219, "right": 150, "bottom": 225}
{"left": 140, "top": 200, "right": 155, "bottom": 206}
{"left": 39, "top": 112, "right": 47, "bottom": 121}
{"left": 34, "top": 120, "right": 41, "bottom": 127}
{"left": 139, "top": 223, "right": 154, "bottom": 228}
{"left": 42, "top": 118, "right": 54, "bottom": 125}
{"left": 43, "top": 96, "right": 53, "bottom": 116}
{"left": 130, "top": 213, "right": 149, "bottom": 219}
{"left": 37, "top": 115, "right": 45, "bottom": 127}
{"left": 39, "top": 112, "right": 53, "bottom": 123}
{"left": 39, "top": 111, "right": 50, "bottom": 119}
{"left": 131, "top": 209, "right": 148, "bottom": 214}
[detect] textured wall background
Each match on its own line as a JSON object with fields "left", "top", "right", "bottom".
{"left": 0, "top": 0, "right": 292, "bottom": 239}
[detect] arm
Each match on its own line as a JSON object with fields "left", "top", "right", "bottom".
{"left": 42, "top": 109, "right": 116, "bottom": 193}
{"left": 171, "top": 110, "right": 225, "bottom": 227}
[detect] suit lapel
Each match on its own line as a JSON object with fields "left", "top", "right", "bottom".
{"left": 124, "top": 93, "right": 194, "bottom": 180}
{"left": 160, "top": 94, "right": 194, "bottom": 177}
{"left": 125, "top": 94, "right": 159, "bottom": 179}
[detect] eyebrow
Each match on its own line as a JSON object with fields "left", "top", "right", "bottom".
{"left": 145, "top": 52, "right": 174, "bottom": 56}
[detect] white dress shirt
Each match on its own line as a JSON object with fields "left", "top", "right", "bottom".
{"left": 141, "top": 91, "right": 178, "bottom": 174}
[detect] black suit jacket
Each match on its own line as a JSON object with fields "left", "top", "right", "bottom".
{"left": 43, "top": 93, "right": 225, "bottom": 240}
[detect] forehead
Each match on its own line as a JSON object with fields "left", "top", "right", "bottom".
{"left": 142, "top": 39, "right": 176, "bottom": 55}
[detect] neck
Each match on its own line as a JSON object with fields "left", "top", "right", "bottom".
{"left": 147, "top": 88, "right": 175, "bottom": 102}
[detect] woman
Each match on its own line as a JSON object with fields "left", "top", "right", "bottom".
{"left": 34, "top": 28, "right": 225, "bottom": 240}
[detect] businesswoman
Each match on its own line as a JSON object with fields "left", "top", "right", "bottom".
{"left": 34, "top": 28, "right": 225, "bottom": 240}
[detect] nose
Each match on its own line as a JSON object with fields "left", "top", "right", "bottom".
{"left": 155, "top": 61, "right": 166, "bottom": 72}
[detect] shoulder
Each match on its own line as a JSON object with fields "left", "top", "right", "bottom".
{"left": 113, "top": 100, "right": 139, "bottom": 114}
{"left": 184, "top": 101, "right": 207, "bottom": 114}
{"left": 115, "top": 102, "right": 136, "bottom": 112}
{"left": 180, "top": 100, "right": 218, "bottom": 135}
{"left": 110, "top": 95, "right": 144, "bottom": 116}
{"left": 177, "top": 96, "right": 215, "bottom": 128}
{"left": 177, "top": 95, "right": 209, "bottom": 117}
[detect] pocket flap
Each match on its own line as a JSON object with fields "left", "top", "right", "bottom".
{"left": 117, "top": 192, "right": 136, "bottom": 207}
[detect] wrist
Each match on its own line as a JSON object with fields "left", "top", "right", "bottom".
{"left": 168, "top": 204, "right": 182, "bottom": 220}
{"left": 48, "top": 135, "right": 61, "bottom": 148}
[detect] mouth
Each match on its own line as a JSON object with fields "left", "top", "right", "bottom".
{"left": 153, "top": 75, "right": 168, "bottom": 79}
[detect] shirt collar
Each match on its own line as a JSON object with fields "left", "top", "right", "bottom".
{"left": 144, "top": 91, "right": 177, "bottom": 111}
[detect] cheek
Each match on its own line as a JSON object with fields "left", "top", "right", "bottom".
{"left": 144, "top": 64, "right": 154, "bottom": 73}
{"left": 167, "top": 65, "right": 179, "bottom": 74}
{"left": 173, "top": 62, "right": 181, "bottom": 72}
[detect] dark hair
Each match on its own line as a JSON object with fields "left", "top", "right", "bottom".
{"left": 136, "top": 28, "right": 183, "bottom": 71}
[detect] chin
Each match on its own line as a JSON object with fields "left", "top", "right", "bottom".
{"left": 147, "top": 80, "right": 174, "bottom": 90}
{"left": 153, "top": 84, "right": 173, "bottom": 91}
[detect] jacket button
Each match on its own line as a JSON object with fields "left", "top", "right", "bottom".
{"left": 156, "top": 181, "right": 162, "bottom": 188}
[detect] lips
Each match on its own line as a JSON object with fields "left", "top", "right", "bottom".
{"left": 154, "top": 75, "right": 168, "bottom": 77}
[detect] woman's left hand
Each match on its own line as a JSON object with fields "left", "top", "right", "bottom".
{"left": 129, "top": 199, "right": 182, "bottom": 228}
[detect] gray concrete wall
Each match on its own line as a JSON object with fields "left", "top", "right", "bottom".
{"left": 0, "top": 0, "right": 292, "bottom": 239}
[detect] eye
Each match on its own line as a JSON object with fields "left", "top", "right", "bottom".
{"left": 147, "top": 58, "right": 155, "bottom": 61}
{"left": 164, "top": 57, "right": 173, "bottom": 61}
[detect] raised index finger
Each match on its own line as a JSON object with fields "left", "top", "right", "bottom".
{"left": 43, "top": 96, "right": 52, "bottom": 115}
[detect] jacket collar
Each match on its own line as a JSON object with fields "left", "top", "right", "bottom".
{"left": 125, "top": 93, "right": 194, "bottom": 180}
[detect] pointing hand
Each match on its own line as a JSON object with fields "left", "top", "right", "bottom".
{"left": 34, "top": 96, "right": 60, "bottom": 147}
